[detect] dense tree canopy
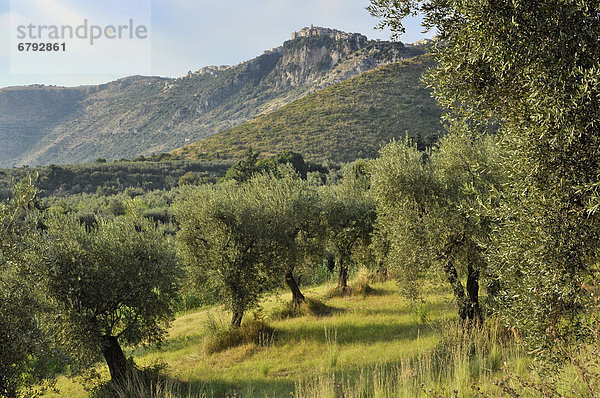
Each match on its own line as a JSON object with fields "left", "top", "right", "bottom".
{"left": 246, "top": 168, "right": 324, "bottom": 310}
{"left": 370, "top": 0, "right": 600, "bottom": 353}
{"left": 0, "top": 176, "right": 49, "bottom": 397}
{"left": 40, "top": 213, "right": 180, "bottom": 382}
{"left": 321, "top": 183, "right": 376, "bottom": 291}
{"left": 372, "top": 131, "right": 499, "bottom": 322}
{"left": 175, "top": 182, "right": 277, "bottom": 327}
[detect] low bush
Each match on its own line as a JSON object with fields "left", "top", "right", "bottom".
{"left": 203, "top": 312, "right": 275, "bottom": 354}
{"left": 349, "top": 268, "right": 374, "bottom": 297}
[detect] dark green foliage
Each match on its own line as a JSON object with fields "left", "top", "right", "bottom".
{"left": 221, "top": 149, "right": 328, "bottom": 183}
{"left": 142, "top": 207, "right": 173, "bottom": 225}
{"left": 40, "top": 213, "right": 181, "bottom": 381}
{"left": 256, "top": 150, "right": 312, "bottom": 178}
{"left": 105, "top": 199, "right": 126, "bottom": 216}
{"left": 0, "top": 176, "right": 54, "bottom": 397}
{"left": 0, "top": 159, "right": 230, "bottom": 199}
{"left": 177, "top": 171, "right": 215, "bottom": 186}
{"left": 221, "top": 148, "right": 261, "bottom": 183}
{"left": 370, "top": 0, "right": 600, "bottom": 356}
{"left": 77, "top": 213, "right": 98, "bottom": 231}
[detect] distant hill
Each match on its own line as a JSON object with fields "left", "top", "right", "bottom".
{"left": 0, "top": 27, "right": 431, "bottom": 168}
{"left": 174, "top": 55, "right": 442, "bottom": 163}
{"left": 0, "top": 86, "right": 91, "bottom": 167}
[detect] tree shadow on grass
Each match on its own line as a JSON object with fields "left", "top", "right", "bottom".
{"left": 365, "top": 286, "right": 395, "bottom": 296}
{"left": 278, "top": 317, "right": 442, "bottom": 346}
{"left": 357, "top": 300, "right": 454, "bottom": 318}
{"left": 131, "top": 333, "right": 207, "bottom": 357}
{"left": 92, "top": 362, "right": 297, "bottom": 398}
{"left": 114, "top": 371, "right": 297, "bottom": 398}
{"left": 268, "top": 296, "right": 346, "bottom": 321}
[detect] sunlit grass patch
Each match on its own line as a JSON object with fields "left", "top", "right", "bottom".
{"left": 43, "top": 280, "right": 535, "bottom": 397}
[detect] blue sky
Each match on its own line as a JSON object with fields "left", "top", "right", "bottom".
{"left": 0, "top": 0, "right": 433, "bottom": 88}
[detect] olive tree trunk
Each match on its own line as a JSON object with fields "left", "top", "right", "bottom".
{"left": 101, "top": 335, "right": 128, "bottom": 383}
{"left": 444, "top": 259, "right": 469, "bottom": 321}
{"left": 466, "top": 263, "right": 482, "bottom": 323}
{"left": 444, "top": 258, "right": 482, "bottom": 324}
{"left": 231, "top": 311, "right": 243, "bottom": 328}
{"left": 285, "top": 269, "right": 306, "bottom": 311}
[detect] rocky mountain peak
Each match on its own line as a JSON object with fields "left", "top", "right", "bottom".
{"left": 0, "top": 27, "right": 429, "bottom": 167}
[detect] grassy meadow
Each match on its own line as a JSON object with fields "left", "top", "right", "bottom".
{"left": 41, "top": 276, "right": 554, "bottom": 398}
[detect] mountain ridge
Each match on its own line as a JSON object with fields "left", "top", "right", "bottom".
{"left": 0, "top": 26, "right": 431, "bottom": 167}
{"left": 175, "top": 55, "right": 442, "bottom": 163}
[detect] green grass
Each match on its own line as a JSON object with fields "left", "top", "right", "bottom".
{"left": 42, "top": 279, "right": 537, "bottom": 397}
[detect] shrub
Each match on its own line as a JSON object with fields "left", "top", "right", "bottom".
{"left": 203, "top": 312, "right": 275, "bottom": 354}
{"left": 325, "top": 268, "right": 376, "bottom": 299}
{"left": 349, "top": 267, "right": 374, "bottom": 297}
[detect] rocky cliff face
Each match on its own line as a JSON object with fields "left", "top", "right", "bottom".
{"left": 0, "top": 27, "right": 430, "bottom": 167}
{"left": 277, "top": 27, "right": 369, "bottom": 87}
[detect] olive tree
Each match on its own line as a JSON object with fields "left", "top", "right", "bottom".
{"left": 246, "top": 167, "right": 324, "bottom": 310}
{"left": 0, "top": 176, "right": 49, "bottom": 397}
{"left": 369, "top": 0, "right": 600, "bottom": 351}
{"left": 321, "top": 184, "right": 376, "bottom": 291}
{"left": 372, "top": 133, "right": 498, "bottom": 323}
{"left": 41, "top": 213, "right": 180, "bottom": 383}
{"left": 175, "top": 183, "right": 275, "bottom": 327}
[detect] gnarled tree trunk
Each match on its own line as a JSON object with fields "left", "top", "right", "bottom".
{"left": 101, "top": 335, "right": 128, "bottom": 383}
{"left": 444, "top": 257, "right": 482, "bottom": 324}
{"left": 231, "top": 311, "right": 243, "bottom": 328}
{"left": 285, "top": 269, "right": 306, "bottom": 311}
{"left": 466, "top": 263, "right": 482, "bottom": 323}
{"left": 444, "top": 258, "right": 468, "bottom": 321}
